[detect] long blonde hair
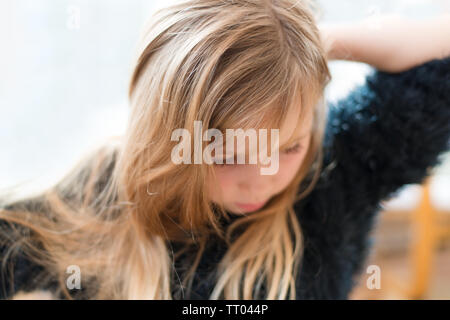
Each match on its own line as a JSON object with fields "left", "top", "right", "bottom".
{"left": 0, "top": 0, "right": 331, "bottom": 299}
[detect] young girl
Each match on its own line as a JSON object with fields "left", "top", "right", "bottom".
{"left": 1, "top": 0, "right": 449, "bottom": 300}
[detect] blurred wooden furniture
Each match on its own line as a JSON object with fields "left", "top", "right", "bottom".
{"left": 408, "top": 176, "right": 450, "bottom": 299}
{"left": 379, "top": 176, "right": 450, "bottom": 299}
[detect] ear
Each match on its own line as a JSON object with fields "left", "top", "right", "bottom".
{"left": 11, "top": 290, "right": 57, "bottom": 300}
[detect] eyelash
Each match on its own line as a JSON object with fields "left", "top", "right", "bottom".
{"left": 214, "top": 157, "right": 237, "bottom": 167}
{"left": 282, "top": 143, "right": 301, "bottom": 154}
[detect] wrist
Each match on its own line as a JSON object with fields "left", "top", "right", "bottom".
{"left": 319, "top": 24, "right": 358, "bottom": 62}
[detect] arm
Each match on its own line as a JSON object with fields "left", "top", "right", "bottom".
{"left": 319, "top": 13, "right": 450, "bottom": 206}
{"left": 295, "top": 17, "right": 450, "bottom": 298}
{"left": 296, "top": 55, "right": 450, "bottom": 299}
{"left": 0, "top": 219, "right": 46, "bottom": 300}
{"left": 320, "top": 14, "right": 450, "bottom": 72}
{"left": 0, "top": 200, "right": 64, "bottom": 300}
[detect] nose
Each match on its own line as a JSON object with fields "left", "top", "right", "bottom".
{"left": 236, "top": 164, "right": 273, "bottom": 200}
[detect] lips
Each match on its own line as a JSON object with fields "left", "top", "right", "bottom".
{"left": 235, "top": 201, "right": 267, "bottom": 212}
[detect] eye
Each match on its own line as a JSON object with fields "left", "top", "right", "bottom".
{"left": 214, "top": 162, "right": 232, "bottom": 167}
{"left": 213, "top": 156, "right": 236, "bottom": 166}
{"left": 282, "top": 143, "right": 302, "bottom": 155}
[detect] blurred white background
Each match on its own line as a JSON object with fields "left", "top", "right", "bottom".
{"left": 0, "top": 0, "right": 449, "bottom": 197}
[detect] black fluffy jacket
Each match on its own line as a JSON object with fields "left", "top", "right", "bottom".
{"left": 1, "top": 56, "right": 450, "bottom": 300}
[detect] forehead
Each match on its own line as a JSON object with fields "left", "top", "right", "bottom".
{"left": 216, "top": 85, "right": 316, "bottom": 152}
{"left": 217, "top": 103, "right": 313, "bottom": 156}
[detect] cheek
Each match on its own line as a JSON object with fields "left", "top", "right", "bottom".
{"left": 276, "top": 151, "right": 307, "bottom": 187}
{"left": 215, "top": 170, "right": 235, "bottom": 189}
{"left": 208, "top": 168, "right": 237, "bottom": 202}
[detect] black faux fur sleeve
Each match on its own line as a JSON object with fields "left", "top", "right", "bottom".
{"left": 326, "top": 56, "right": 450, "bottom": 205}
{"left": 0, "top": 219, "right": 51, "bottom": 299}
{"left": 294, "top": 56, "right": 450, "bottom": 299}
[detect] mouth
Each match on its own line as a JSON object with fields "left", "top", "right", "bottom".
{"left": 234, "top": 201, "right": 267, "bottom": 212}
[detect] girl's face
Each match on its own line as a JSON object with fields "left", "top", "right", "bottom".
{"left": 208, "top": 106, "right": 314, "bottom": 214}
